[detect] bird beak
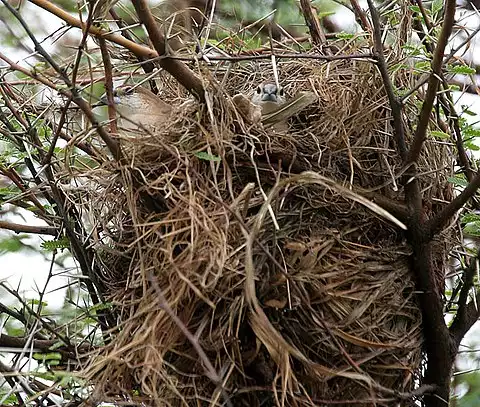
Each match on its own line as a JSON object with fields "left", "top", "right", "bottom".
{"left": 92, "top": 94, "right": 120, "bottom": 107}
{"left": 261, "top": 93, "right": 277, "bottom": 102}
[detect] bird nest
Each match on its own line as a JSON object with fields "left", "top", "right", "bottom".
{"left": 65, "top": 48, "right": 454, "bottom": 406}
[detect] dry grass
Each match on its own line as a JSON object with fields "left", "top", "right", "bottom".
{"left": 58, "top": 39, "right": 456, "bottom": 406}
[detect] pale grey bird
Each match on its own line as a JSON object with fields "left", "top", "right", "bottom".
{"left": 98, "top": 85, "right": 172, "bottom": 131}
{"left": 251, "top": 82, "right": 287, "bottom": 115}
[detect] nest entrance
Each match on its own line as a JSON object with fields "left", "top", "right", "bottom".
{"left": 72, "top": 55, "right": 452, "bottom": 406}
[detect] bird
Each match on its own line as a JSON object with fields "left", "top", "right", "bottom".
{"left": 251, "top": 82, "right": 287, "bottom": 115}
{"left": 98, "top": 85, "right": 172, "bottom": 131}
{"left": 233, "top": 81, "right": 318, "bottom": 132}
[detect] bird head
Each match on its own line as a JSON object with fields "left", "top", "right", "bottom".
{"left": 98, "top": 85, "right": 140, "bottom": 108}
{"left": 251, "top": 82, "right": 286, "bottom": 105}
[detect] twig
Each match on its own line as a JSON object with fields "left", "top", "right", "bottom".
{"left": 0, "top": 334, "right": 91, "bottom": 355}
{"left": 173, "top": 51, "right": 375, "bottom": 62}
{"left": 98, "top": 37, "right": 118, "bottom": 135}
{"left": 0, "top": 220, "right": 58, "bottom": 236}
{"left": 0, "top": 52, "right": 121, "bottom": 161}
{"left": 449, "top": 253, "right": 478, "bottom": 346}
{"left": 408, "top": 0, "right": 479, "bottom": 183}
{"left": 41, "top": 95, "right": 73, "bottom": 167}
{"left": 0, "top": 162, "right": 46, "bottom": 215}
{"left": 28, "top": 0, "right": 157, "bottom": 60}
{"left": 130, "top": 0, "right": 206, "bottom": 101}
{"left": 450, "top": 286, "right": 480, "bottom": 348}
{"left": 426, "top": 172, "right": 480, "bottom": 238}
{"left": 350, "top": 0, "right": 372, "bottom": 31}
{"left": 298, "top": 0, "right": 330, "bottom": 52}
{"left": 109, "top": 8, "right": 158, "bottom": 93}
{"left": 366, "top": 0, "right": 407, "bottom": 159}
{"left": 0, "top": 283, "right": 72, "bottom": 347}
{"left": 1, "top": 2, "right": 122, "bottom": 161}
{"left": 406, "top": 0, "right": 457, "bottom": 163}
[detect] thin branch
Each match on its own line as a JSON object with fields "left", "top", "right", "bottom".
{"left": 366, "top": 0, "right": 407, "bottom": 159}
{"left": 130, "top": 0, "right": 206, "bottom": 101}
{"left": 298, "top": 0, "right": 330, "bottom": 52}
{"left": 28, "top": 0, "right": 157, "bottom": 60}
{"left": 0, "top": 334, "right": 91, "bottom": 355}
{"left": 41, "top": 95, "right": 73, "bottom": 167}
{"left": 109, "top": 8, "right": 158, "bottom": 93}
{"left": 406, "top": 0, "right": 457, "bottom": 164}
{"left": 0, "top": 52, "right": 121, "bottom": 161}
{"left": 1, "top": 283, "right": 72, "bottom": 347}
{"left": 426, "top": 171, "right": 480, "bottom": 238}
{"left": 172, "top": 51, "right": 375, "bottom": 62}
{"left": 350, "top": 0, "right": 372, "bottom": 31}
{"left": 0, "top": 163, "right": 46, "bottom": 215}
{"left": 3, "top": 0, "right": 122, "bottom": 161}
{"left": 98, "top": 37, "right": 118, "bottom": 135}
{"left": 450, "top": 286, "right": 480, "bottom": 348}
{"left": 0, "top": 220, "right": 58, "bottom": 236}
{"left": 449, "top": 253, "right": 478, "bottom": 346}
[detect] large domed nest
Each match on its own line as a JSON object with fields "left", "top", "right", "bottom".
{"left": 67, "top": 46, "right": 454, "bottom": 406}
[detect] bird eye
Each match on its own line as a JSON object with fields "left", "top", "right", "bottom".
{"left": 124, "top": 86, "right": 134, "bottom": 95}
{"left": 256, "top": 86, "right": 262, "bottom": 94}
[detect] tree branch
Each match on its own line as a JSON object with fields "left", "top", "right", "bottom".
{"left": 366, "top": 0, "right": 407, "bottom": 160}
{"left": 130, "top": 0, "right": 206, "bottom": 101}
{"left": 0, "top": 220, "right": 58, "bottom": 236}
{"left": 28, "top": 0, "right": 157, "bottom": 60}
{"left": 426, "top": 171, "right": 480, "bottom": 239}
{"left": 406, "top": 0, "right": 457, "bottom": 164}
{"left": 298, "top": 0, "right": 330, "bottom": 52}
{"left": 0, "top": 52, "right": 121, "bottom": 161}
{"left": 350, "top": 0, "right": 372, "bottom": 31}
{"left": 449, "top": 253, "right": 479, "bottom": 347}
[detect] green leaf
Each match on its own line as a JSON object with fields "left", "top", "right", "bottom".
{"left": 33, "top": 352, "right": 62, "bottom": 361}
{"left": 448, "top": 176, "right": 468, "bottom": 187}
{"left": 317, "top": 11, "right": 335, "bottom": 19}
{"left": 0, "top": 391, "right": 18, "bottom": 405}
{"left": 432, "top": 0, "right": 443, "bottom": 14}
{"left": 464, "top": 221, "right": 480, "bottom": 237}
{"left": 41, "top": 237, "right": 70, "bottom": 251}
{"left": 194, "top": 151, "right": 221, "bottom": 162}
{"left": 430, "top": 131, "right": 450, "bottom": 140}
{"left": 28, "top": 299, "right": 48, "bottom": 307}
{"left": 0, "top": 235, "right": 29, "bottom": 254}
{"left": 89, "top": 302, "right": 113, "bottom": 312}
{"left": 447, "top": 65, "right": 476, "bottom": 75}
{"left": 464, "top": 140, "right": 480, "bottom": 151}
{"left": 414, "top": 60, "right": 430, "bottom": 71}
{"left": 402, "top": 44, "right": 422, "bottom": 57}
{"left": 461, "top": 213, "right": 480, "bottom": 224}
{"left": 335, "top": 32, "right": 355, "bottom": 40}
{"left": 463, "top": 126, "right": 480, "bottom": 138}
{"left": 461, "top": 105, "right": 477, "bottom": 116}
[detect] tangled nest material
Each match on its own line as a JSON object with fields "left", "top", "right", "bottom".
{"left": 62, "top": 43, "right": 455, "bottom": 406}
